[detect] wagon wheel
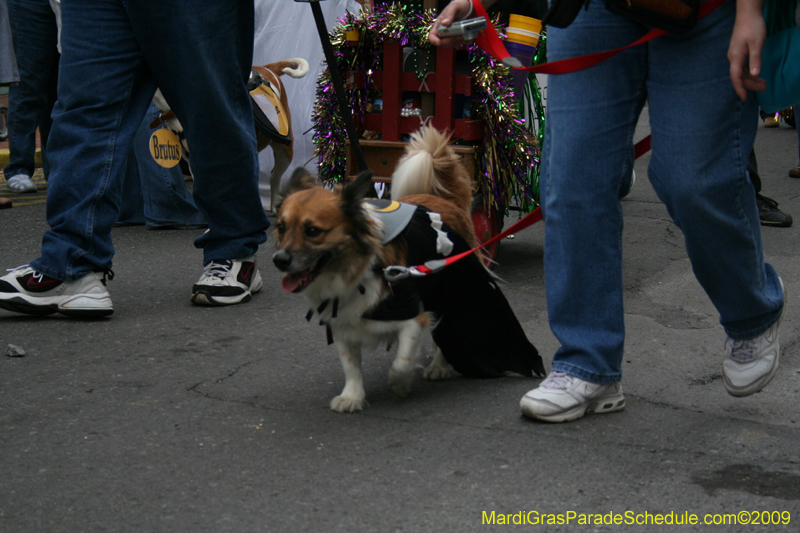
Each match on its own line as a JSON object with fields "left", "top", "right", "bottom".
{"left": 472, "top": 195, "right": 504, "bottom": 268}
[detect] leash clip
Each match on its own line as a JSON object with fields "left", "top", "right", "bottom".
{"left": 383, "top": 265, "right": 425, "bottom": 282}
{"left": 383, "top": 259, "right": 448, "bottom": 282}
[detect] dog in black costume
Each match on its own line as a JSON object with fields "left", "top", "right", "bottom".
{"left": 272, "top": 128, "right": 543, "bottom": 413}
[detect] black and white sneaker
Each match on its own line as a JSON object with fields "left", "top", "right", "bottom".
{"left": 0, "top": 265, "right": 114, "bottom": 317}
{"left": 191, "top": 255, "right": 262, "bottom": 306}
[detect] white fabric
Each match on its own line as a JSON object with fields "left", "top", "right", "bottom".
{"left": 427, "top": 212, "right": 453, "bottom": 256}
{"left": 254, "top": 0, "right": 362, "bottom": 210}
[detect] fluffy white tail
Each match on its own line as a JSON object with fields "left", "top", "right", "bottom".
{"left": 390, "top": 126, "right": 472, "bottom": 215}
{"left": 391, "top": 148, "right": 438, "bottom": 201}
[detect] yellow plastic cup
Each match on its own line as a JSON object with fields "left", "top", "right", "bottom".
{"left": 509, "top": 14, "right": 542, "bottom": 35}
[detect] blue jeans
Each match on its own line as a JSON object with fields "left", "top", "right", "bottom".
{"left": 3, "top": 0, "right": 59, "bottom": 180}
{"left": 541, "top": 0, "right": 784, "bottom": 383}
{"left": 117, "top": 103, "right": 206, "bottom": 227}
{"left": 31, "top": 0, "right": 267, "bottom": 280}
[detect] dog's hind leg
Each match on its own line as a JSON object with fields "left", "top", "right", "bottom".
{"left": 423, "top": 345, "right": 458, "bottom": 381}
{"left": 331, "top": 340, "right": 367, "bottom": 413}
{"left": 269, "top": 144, "right": 292, "bottom": 214}
{"left": 388, "top": 318, "right": 426, "bottom": 397}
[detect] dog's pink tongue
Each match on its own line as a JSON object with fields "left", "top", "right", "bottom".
{"left": 281, "top": 272, "right": 309, "bottom": 293}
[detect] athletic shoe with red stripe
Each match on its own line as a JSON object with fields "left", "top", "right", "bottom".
{"left": 0, "top": 265, "right": 114, "bottom": 317}
{"left": 191, "top": 255, "right": 262, "bottom": 306}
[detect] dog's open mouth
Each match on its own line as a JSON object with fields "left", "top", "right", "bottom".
{"left": 281, "top": 270, "right": 314, "bottom": 293}
{"left": 280, "top": 253, "right": 331, "bottom": 293}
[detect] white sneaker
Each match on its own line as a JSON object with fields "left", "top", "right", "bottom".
{"left": 723, "top": 279, "right": 786, "bottom": 397}
{"left": 520, "top": 371, "right": 626, "bottom": 423}
{"left": 6, "top": 174, "right": 37, "bottom": 193}
{"left": 191, "top": 255, "right": 262, "bottom": 306}
{"left": 0, "top": 265, "right": 113, "bottom": 317}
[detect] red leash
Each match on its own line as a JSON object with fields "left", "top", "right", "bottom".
{"left": 383, "top": 206, "right": 543, "bottom": 281}
{"left": 384, "top": 128, "right": 650, "bottom": 281}
{"left": 472, "top": 0, "right": 726, "bottom": 75}
{"left": 385, "top": 0, "right": 724, "bottom": 281}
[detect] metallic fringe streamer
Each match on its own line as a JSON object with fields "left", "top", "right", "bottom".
{"left": 311, "top": 4, "right": 545, "bottom": 213}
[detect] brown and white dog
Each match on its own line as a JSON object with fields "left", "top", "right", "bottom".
{"left": 272, "top": 127, "right": 543, "bottom": 413}
{"left": 152, "top": 57, "right": 309, "bottom": 213}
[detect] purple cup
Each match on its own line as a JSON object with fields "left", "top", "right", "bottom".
{"left": 506, "top": 40, "right": 536, "bottom": 99}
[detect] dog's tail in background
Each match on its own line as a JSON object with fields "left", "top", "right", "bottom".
{"left": 265, "top": 58, "right": 310, "bottom": 79}
{"left": 390, "top": 125, "right": 473, "bottom": 216}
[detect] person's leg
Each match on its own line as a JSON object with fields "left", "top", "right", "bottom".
{"left": 124, "top": 0, "right": 266, "bottom": 305}
{"left": 31, "top": 0, "right": 156, "bottom": 280}
{"left": 0, "top": 0, "right": 158, "bottom": 316}
{"left": 135, "top": 103, "right": 205, "bottom": 228}
{"left": 646, "top": 0, "right": 783, "bottom": 339}
{"left": 128, "top": 0, "right": 267, "bottom": 263}
{"left": 646, "top": 0, "right": 784, "bottom": 396}
{"left": 520, "top": 1, "right": 647, "bottom": 422}
{"left": 540, "top": 2, "right": 648, "bottom": 384}
{"left": 3, "top": 0, "right": 59, "bottom": 190}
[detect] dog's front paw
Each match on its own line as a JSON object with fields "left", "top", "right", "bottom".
{"left": 423, "top": 353, "right": 458, "bottom": 381}
{"left": 388, "top": 368, "right": 414, "bottom": 397}
{"left": 330, "top": 395, "right": 366, "bottom": 413}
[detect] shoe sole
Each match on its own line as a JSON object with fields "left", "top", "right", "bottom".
{"left": 760, "top": 220, "right": 792, "bottom": 227}
{"left": 191, "top": 290, "right": 253, "bottom": 306}
{"left": 191, "top": 272, "right": 262, "bottom": 307}
{"left": 724, "top": 279, "right": 786, "bottom": 397}
{"left": 520, "top": 392, "right": 626, "bottom": 423}
{"left": 0, "top": 296, "right": 113, "bottom": 317}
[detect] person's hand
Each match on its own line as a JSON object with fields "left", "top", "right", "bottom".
{"left": 728, "top": 0, "right": 767, "bottom": 100}
{"left": 430, "top": 0, "right": 475, "bottom": 47}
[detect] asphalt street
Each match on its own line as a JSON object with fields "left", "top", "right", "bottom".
{"left": 2, "top": 116, "right": 800, "bottom": 532}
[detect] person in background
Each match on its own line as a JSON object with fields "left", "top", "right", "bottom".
{"left": 115, "top": 102, "right": 207, "bottom": 230}
{"left": 2, "top": 0, "right": 59, "bottom": 193}
{"left": 749, "top": 148, "right": 792, "bottom": 227}
{"left": 0, "top": 0, "right": 17, "bottom": 208}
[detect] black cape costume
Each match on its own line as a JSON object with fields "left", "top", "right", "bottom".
{"left": 362, "top": 200, "right": 544, "bottom": 378}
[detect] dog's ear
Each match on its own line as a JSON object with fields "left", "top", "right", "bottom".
{"left": 341, "top": 171, "right": 374, "bottom": 204}
{"left": 340, "top": 171, "right": 377, "bottom": 251}
{"left": 282, "top": 167, "right": 320, "bottom": 197}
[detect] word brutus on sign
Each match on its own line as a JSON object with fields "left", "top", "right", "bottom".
{"left": 149, "top": 128, "right": 182, "bottom": 168}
